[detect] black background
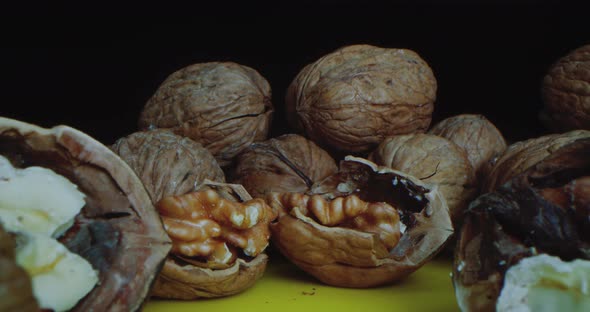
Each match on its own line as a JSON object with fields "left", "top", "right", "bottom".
{"left": 1, "top": 1, "right": 589, "bottom": 148}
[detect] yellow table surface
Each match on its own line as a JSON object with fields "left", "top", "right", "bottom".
{"left": 144, "top": 251, "right": 459, "bottom": 312}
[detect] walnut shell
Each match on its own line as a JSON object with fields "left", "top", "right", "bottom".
{"left": 286, "top": 44, "right": 437, "bottom": 153}
{"left": 231, "top": 134, "right": 338, "bottom": 198}
{"left": 0, "top": 117, "right": 171, "bottom": 311}
{"left": 268, "top": 157, "right": 453, "bottom": 288}
{"left": 428, "top": 114, "right": 507, "bottom": 183}
{"left": 453, "top": 137, "right": 590, "bottom": 312}
{"left": 138, "top": 62, "right": 274, "bottom": 167}
{"left": 369, "top": 134, "right": 477, "bottom": 223}
{"left": 541, "top": 44, "right": 590, "bottom": 131}
{"left": 151, "top": 181, "right": 270, "bottom": 299}
{"left": 111, "top": 129, "right": 225, "bottom": 203}
{"left": 483, "top": 129, "right": 590, "bottom": 192}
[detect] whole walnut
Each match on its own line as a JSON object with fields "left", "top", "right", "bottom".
{"left": 541, "top": 44, "right": 590, "bottom": 131}
{"left": 428, "top": 114, "right": 507, "bottom": 183}
{"left": 138, "top": 62, "right": 274, "bottom": 167}
{"left": 111, "top": 129, "right": 225, "bottom": 203}
{"left": 231, "top": 134, "right": 338, "bottom": 198}
{"left": 369, "top": 133, "right": 477, "bottom": 223}
{"left": 483, "top": 129, "right": 590, "bottom": 192}
{"left": 286, "top": 44, "right": 437, "bottom": 154}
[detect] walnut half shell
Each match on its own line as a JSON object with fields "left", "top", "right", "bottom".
{"left": 0, "top": 117, "right": 171, "bottom": 311}
{"left": 267, "top": 157, "right": 452, "bottom": 288}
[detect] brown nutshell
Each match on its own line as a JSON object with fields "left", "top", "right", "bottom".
{"left": 483, "top": 129, "right": 590, "bottom": 192}
{"left": 541, "top": 44, "right": 590, "bottom": 131}
{"left": 111, "top": 129, "right": 225, "bottom": 204}
{"left": 267, "top": 157, "right": 453, "bottom": 288}
{"left": 138, "top": 62, "right": 274, "bottom": 167}
{"left": 286, "top": 44, "right": 437, "bottom": 153}
{"left": 428, "top": 114, "right": 507, "bottom": 183}
{"left": 231, "top": 134, "right": 338, "bottom": 198}
{"left": 369, "top": 133, "right": 477, "bottom": 223}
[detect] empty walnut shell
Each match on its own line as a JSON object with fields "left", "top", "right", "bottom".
{"left": 428, "top": 114, "right": 507, "bottom": 183}
{"left": 540, "top": 44, "right": 590, "bottom": 131}
{"left": 0, "top": 223, "right": 38, "bottom": 312}
{"left": 483, "top": 129, "right": 590, "bottom": 192}
{"left": 369, "top": 134, "right": 477, "bottom": 223}
{"left": 111, "top": 129, "right": 225, "bottom": 203}
{"left": 268, "top": 157, "right": 452, "bottom": 288}
{"left": 286, "top": 44, "right": 437, "bottom": 153}
{"left": 138, "top": 62, "right": 274, "bottom": 167}
{"left": 453, "top": 137, "right": 590, "bottom": 312}
{"left": 231, "top": 134, "right": 338, "bottom": 198}
{"left": 151, "top": 181, "right": 272, "bottom": 299}
{"left": 0, "top": 117, "right": 171, "bottom": 311}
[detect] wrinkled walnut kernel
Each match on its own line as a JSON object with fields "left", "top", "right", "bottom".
{"left": 157, "top": 189, "right": 276, "bottom": 269}
{"left": 267, "top": 192, "right": 401, "bottom": 250}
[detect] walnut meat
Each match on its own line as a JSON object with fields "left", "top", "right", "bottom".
{"left": 369, "top": 134, "right": 477, "bottom": 223}
{"left": 231, "top": 134, "right": 338, "bottom": 198}
{"left": 286, "top": 44, "right": 437, "bottom": 153}
{"left": 541, "top": 44, "right": 590, "bottom": 131}
{"left": 267, "top": 157, "right": 452, "bottom": 288}
{"left": 152, "top": 181, "right": 277, "bottom": 299}
{"left": 428, "top": 114, "right": 507, "bottom": 182}
{"left": 138, "top": 62, "right": 274, "bottom": 166}
{"left": 483, "top": 129, "right": 590, "bottom": 192}
{"left": 111, "top": 129, "right": 225, "bottom": 203}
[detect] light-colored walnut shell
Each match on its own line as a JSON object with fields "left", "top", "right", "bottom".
{"left": 369, "top": 134, "right": 476, "bottom": 223}
{"left": 483, "top": 129, "right": 590, "bottom": 192}
{"left": 269, "top": 157, "right": 452, "bottom": 288}
{"left": 138, "top": 62, "right": 274, "bottom": 166}
{"left": 541, "top": 44, "right": 590, "bottom": 131}
{"left": 231, "top": 134, "right": 338, "bottom": 198}
{"left": 149, "top": 181, "right": 270, "bottom": 299}
{"left": 286, "top": 44, "right": 437, "bottom": 153}
{"left": 111, "top": 129, "right": 225, "bottom": 203}
{"left": 428, "top": 114, "right": 507, "bottom": 183}
{"left": 0, "top": 117, "right": 171, "bottom": 312}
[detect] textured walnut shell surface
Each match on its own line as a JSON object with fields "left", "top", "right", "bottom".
{"left": 231, "top": 134, "right": 338, "bottom": 198}
{"left": 150, "top": 181, "right": 270, "bottom": 299}
{"left": 541, "top": 44, "right": 590, "bottom": 131}
{"left": 138, "top": 62, "right": 273, "bottom": 166}
{"left": 0, "top": 117, "right": 171, "bottom": 312}
{"left": 428, "top": 114, "right": 507, "bottom": 182}
{"left": 0, "top": 224, "right": 38, "bottom": 312}
{"left": 483, "top": 129, "right": 590, "bottom": 192}
{"left": 453, "top": 138, "right": 590, "bottom": 312}
{"left": 286, "top": 44, "right": 436, "bottom": 153}
{"left": 369, "top": 134, "right": 476, "bottom": 223}
{"left": 269, "top": 157, "right": 452, "bottom": 288}
{"left": 111, "top": 129, "right": 225, "bottom": 203}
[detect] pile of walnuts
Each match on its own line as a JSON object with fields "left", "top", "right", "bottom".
{"left": 106, "top": 43, "right": 589, "bottom": 302}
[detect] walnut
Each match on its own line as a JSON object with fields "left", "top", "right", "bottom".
{"left": 428, "top": 114, "right": 507, "bottom": 183}
{"left": 369, "top": 134, "right": 477, "bottom": 223}
{"left": 483, "top": 129, "right": 590, "bottom": 192}
{"left": 151, "top": 181, "right": 277, "bottom": 299}
{"left": 541, "top": 44, "right": 590, "bottom": 131}
{"left": 267, "top": 157, "right": 452, "bottom": 288}
{"left": 453, "top": 137, "right": 590, "bottom": 312}
{"left": 138, "top": 62, "right": 274, "bottom": 167}
{"left": 111, "top": 129, "right": 225, "bottom": 203}
{"left": 231, "top": 134, "right": 338, "bottom": 198}
{"left": 0, "top": 117, "right": 171, "bottom": 311}
{"left": 285, "top": 44, "right": 437, "bottom": 154}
